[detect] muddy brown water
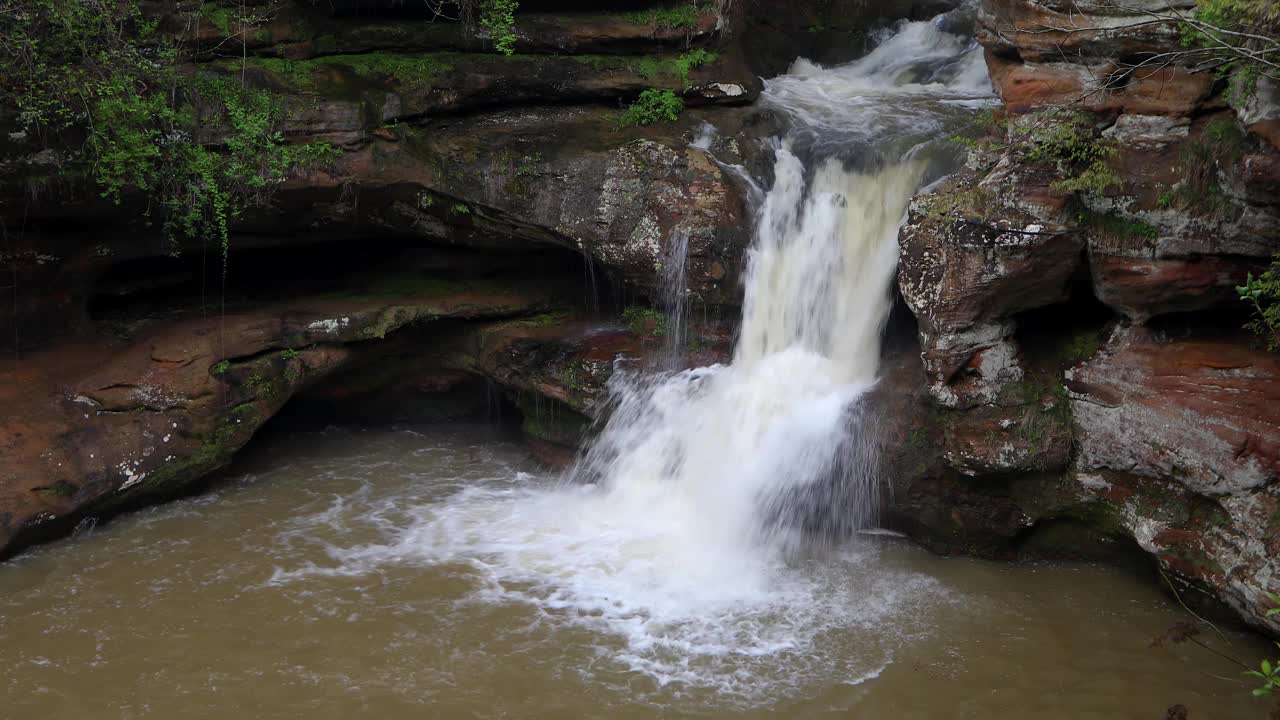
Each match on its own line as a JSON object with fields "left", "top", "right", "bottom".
{"left": 0, "top": 424, "right": 1271, "bottom": 719}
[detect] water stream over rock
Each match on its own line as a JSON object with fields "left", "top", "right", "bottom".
{"left": 0, "top": 15, "right": 1271, "bottom": 720}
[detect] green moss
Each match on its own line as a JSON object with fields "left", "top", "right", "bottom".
{"left": 248, "top": 53, "right": 452, "bottom": 94}
{"left": 625, "top": 2, "right": 709, "bottom": 29}
{"left": 108, "top": 400, "right": 262, "bottom": 506}
{"left": 922, "top": 183, "right": 995, "bottom": 224}
{"left": 210, "top": 360, "right": 231, "bottom": 375}
{"left": 527, "top": 311, "right": 568, "bottom": 327}
{"left": 1085, "top": 212, "right": 1158, "bottom": 243}
{"left": 558, "top": 362, "right": 581, "bottom": 391}
{"left": 498, "top": 150, "right": 542, "bottom": 197}
{"left": 1009, "top": 376, "right": 1072, "bottom": 457}
{"left": 202, "top": 5, "right": 235, "bottom": 34}
{"left": 245, "top": 372, "right": 278, "bottom": 397}
{"left": 515, "top": 393, "right": 589, "bottom": 445}
{"left": 1021, "top": 114, "right": 1120, "bottom": 197}
{"left": 1059, "top": 328, "right": 1105, "bottom": 365}
{"left": 623, "top": 306, "right": 668, "bottom": 336}
{"left": 570, "top": 55, "right": 629, "bottom": 73}
{"left": 632, "top": 56, "right": 664, "bottom": 80}
{"left": 608, "top": 51, "right": 717, "bottom": 87}
{"left": 1166, "top": 117, "right": 1249, "bottom": 216}
{"left": 31, "top": 481, "right": 79, "bottom": 498}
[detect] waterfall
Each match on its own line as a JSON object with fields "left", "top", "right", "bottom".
{"left": 288, "top": 15, "right": 995, "bottom": 699}
{"left": 658, "top": 229, "right": 689, "bottom": 366}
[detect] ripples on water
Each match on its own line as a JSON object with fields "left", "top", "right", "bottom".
{"left": 0, "top": 426, "right": 1266, "bottom": 719}
{"left": 0, "top": 15, "right": 1270, "bottom": 720}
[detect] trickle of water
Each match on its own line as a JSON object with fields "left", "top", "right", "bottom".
{"left": 690, "top": 121, "right": 718, "bottom": 151}
{"left": 659, "top": 230, "right": 690, "bottom": 366}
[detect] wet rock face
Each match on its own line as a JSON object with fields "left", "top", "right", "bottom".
{"left": 892, "top": 0, "right": 1280, "bottom": 633}
{"left": 1069, "top": 328, "right": 1280, "bottom": 497}
{"left": 0, "top": 279, "right": 565, "bottom": 557}
{"left": 0, "top": 0, "right": 803, "bottom": 559}
{"left": 898, "top": 163, "right": 1078, "bottom": 407}
{"left": 0, "top": 2, "right": 776, "bottom": 352}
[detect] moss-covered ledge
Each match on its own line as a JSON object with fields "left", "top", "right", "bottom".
{"left": 0, "top": 281, "right": 565, "bottom": 559}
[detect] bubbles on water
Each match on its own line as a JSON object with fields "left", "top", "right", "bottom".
{"left": 267, "top": 14, "right": 995, "bottom": 708}
{"left": 271, "top": 472, "right": 946, "bottom": 705}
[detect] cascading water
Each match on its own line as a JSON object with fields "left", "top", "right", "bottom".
{"left": 273, "top": 15, "right": 995, "bottom": 702}
{"left": 658, "top": 229, "right": 690, "bottom": 366}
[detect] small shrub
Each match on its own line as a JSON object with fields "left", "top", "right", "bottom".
{"left": 672, "top": 49, "right": 716, "bottom": 87}
{"left": 1239, "top": 258, "right": 1280, "bottom": 350}
{"left": 479, "top": 0, "right": 520, "bottom": 55}
{"left": 1086, "top": 212, "right": 1159, "bottom": 245}
{"left": 1021, "top": 115, "right": 1119, "bottom": 197}
{"left": 626, "top": 3, "right": 706, "bottom": 30}
{"left": 618, "top": 89, "right": 683, "bottom": 127}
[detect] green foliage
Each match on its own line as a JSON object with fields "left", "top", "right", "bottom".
{"left": 281, "top": 348, "right": 300, "bottom": 360}
{"left": 1059, "top": 328, "right": 1106, "bottom": 365}
{"left": 558, "top": 362, "right": 581, "bottom": 391}
{"left": 625, "top": 3, "right": 707, "bottom": 30}
{"left": 1013, "top": 378, "right": 1071, "bottom": 452}
{"left": 1238, "top": 257, "right": 1280, "bottom": 350}
{"left": 479, "top": 0, "right": 520, "bottom": 55}
{"left": 211, "top": 360, "right": 231, "bottom": 375}
{"left": 450, "top": 203, "right": 472, "bottom": 215}
{"left": 672, "top": 49, "right": 716, "bottom": 87}
{"left": 527, "top": 311, "right": 568, "bottom": 327}
{"left": 1179, "top": 1, "right": 1279, "bottom": 106}
{"left": 622, "top": 306, "right": 668, "bottom": 337}
{"left": 0, "top": 0, "right": 341, "bottom": 269}
{"left": 950, "top": 109, "right": 1007, "bottom": 150}
{"left": 1022, "top": 116, "right": 1120, "bottom": 197}
{"left": 250, "top": 54, "right": 451, "bottom": 94}
{"left": 1085, "top": 212, "right": 1159, "bottom": 244}
{"left": 1162, "top": 117, "right": 1247, "bottom": 215}
{"left": 1247, "top": 642, "right": 1280, "bottom": 696}
{"left": 618, "top": 89, "right": 684, "bottom": 127}
{"left": 500, "top": 150, "right": 542, "bottom": 196}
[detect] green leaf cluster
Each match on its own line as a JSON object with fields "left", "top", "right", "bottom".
{"left": 0, "top": 0, "right": 340, "bottom": 265}
{"left": 625, "top": 3, "right": 709, "bottom": 30}
{"left": 672, "top": 49, "right": 716, "bottom": 88}
{"left": 618, "top": 89, "right": 684, "bottom": 127}
{"left": 1180, "top": 0, "right": 1280, "bottom": 106}
{"left": 622, "top": 306, "right": 668, "bottom": 337}
{"left": 479, "top": 0, "right": 520, "bottom": 56}
{"left": 1238, "top": 258, "right": 1280, "bottom": 350}
{"left": 1022, "top": 116, "right": 1120, "bottom": 197}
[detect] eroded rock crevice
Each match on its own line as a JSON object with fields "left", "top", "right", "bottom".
{"left": 886, "top": 0, "right": 1280, "bottom": 633}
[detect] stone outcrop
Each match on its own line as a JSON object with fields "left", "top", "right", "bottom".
{"left": 0, "top": 275, "right": 565, "bottom": 555}
{"left": 0, "top": 0, "right": 771, "bottom": 557}
{"left": 0, "top": 0, "right": 772, "bottom": 350}
{"left": 893, "top": 0, "right": 1280, "bottom": 632}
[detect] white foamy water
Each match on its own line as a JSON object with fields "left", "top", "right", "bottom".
{"left": 273, "top": 17, "right": 994, "bottom": 702}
